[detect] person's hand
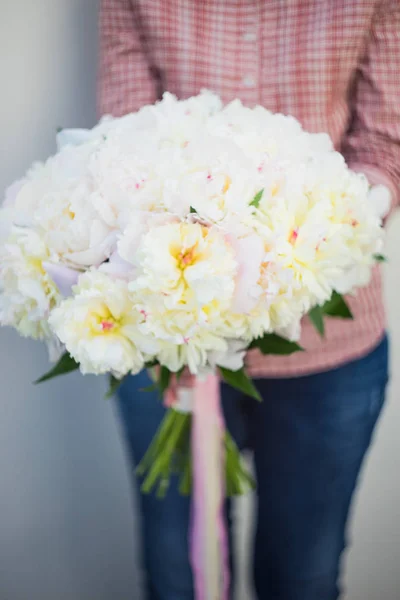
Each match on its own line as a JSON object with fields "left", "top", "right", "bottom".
{"left": 165, "top": 368, "right": 196, "bottom": 410}
{"left": 174, "top": 367, "right": 196, "bottom": 388}
{"left": 150, "top": 366, "right": 196, "bottom": 408}
{"left": 151, "top": 365, "right": 196, "bottom": 388}
{"left": 165, "top": 367, "right": 196, "bottom": 404}
{"left": 367, "top": 184, "right": 391, "bottom": 221}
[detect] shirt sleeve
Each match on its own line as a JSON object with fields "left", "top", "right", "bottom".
{"left": 97, "top": 0, "right": 157, "bottom": 118}
{"left": 341, "top": 0, "right": 400, "bottom": 210}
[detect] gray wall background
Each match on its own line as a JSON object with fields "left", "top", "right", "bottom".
{"left": 0, "top": 2, "right": 399, "bottom": 599}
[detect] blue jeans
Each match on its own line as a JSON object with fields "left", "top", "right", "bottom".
{"left": 116, "top": 336, "right": 388, "bottom": 600}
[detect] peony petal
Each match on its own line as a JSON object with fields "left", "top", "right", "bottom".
{"left": 4, "top": 179, "right": 26, "bottom": 207}
{"left": 99, "top": 251, "right": 133, "bottom": 279}
{"left": 56, "top": 128, "right": 92, "bottom": 150}
{"left": 43, "top": 262, "right": 80, "bottom": 297}
{"left": 64, "top": 231, "right": 117, "bottom": 267}
{"left": 228, "top": 234, "right": 265, "bottom": 313}
{"left": 0, "top": 207, "right": 15, "bottom": 244}
{"left": 208, "top": 340, "right": 247, "bottom": 371}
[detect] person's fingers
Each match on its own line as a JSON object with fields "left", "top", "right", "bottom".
{"left": 164, "top": 384, "right": 177, "bottom": 407}
{"left": 177, "top": 369, "right": 196, "bottom": 388}
{"left": 162, "top": 369, "right": 196, "bottom": 409}
{"left": 154, "top": 367, "right": 196, "bottom": 409}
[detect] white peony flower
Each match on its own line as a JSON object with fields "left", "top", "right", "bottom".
{"left": 207, "top": 340, "right": 247, "bottom": 371}
{"left": 126, "top": 221, "right": 241, "bottom": 373}
{"left": 49, "top": 272, "right": 157, "bottom": 377}
{"left": 10, "top": 143, "right": 116, "bottom": 267}
{"left": 1, "top": 90, "right": 385, "bottom": 377}
{"left": 0, "top": 228, "right": 61, "bottom": 355}
{"left": 130, "top": 221, "right": 237, "bottom": 310}
{"left": 55, "top": 116, "right": 116, "bottom": 151}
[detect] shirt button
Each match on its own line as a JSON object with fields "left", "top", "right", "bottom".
{"left": 242, "top": 32, "right": 256, "bottom": 42}
{"left": 242, "top": 76, "right": 256, "bottom": 88}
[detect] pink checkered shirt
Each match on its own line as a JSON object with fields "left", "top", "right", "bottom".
{"left": 98, "top": 0, "right": 400, "bottom": 378}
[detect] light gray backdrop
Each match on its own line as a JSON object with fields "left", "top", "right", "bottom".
{"left": 0, "top": 2, "right": 399, "bottom": 599}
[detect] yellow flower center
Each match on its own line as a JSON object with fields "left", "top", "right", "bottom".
{"left": 63, "top": 206, "right": 75, "bottom": 220}
{"left": 288, "top": 228, "right": 299, "bottom": 244}
{"left": 100, "top": 319, "right": 116, "bottom": 332}
{"left": 29, "top": 257, "right": 57, "bottom": 303}
{"left": 89, "top": 306, "right": 120, "bottom": 335}
{"left": 177, "top": 247, "right": 197, "bottom": 269}
{"left": 258, "top": 261, "right": 269, "bottom": 290}
{"left": 171, "top": 225, "right": 209, "bottom": 272}
{"left": 222, "top": 175, "right": 231, "bottom": 193}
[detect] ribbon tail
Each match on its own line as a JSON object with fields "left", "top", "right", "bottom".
{"left": 190, "top": 373, "right": 230, "bottom": 600}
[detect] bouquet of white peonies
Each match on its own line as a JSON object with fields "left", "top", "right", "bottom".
{"left": 0, "top": 91, "right": 388, "bottom": 599}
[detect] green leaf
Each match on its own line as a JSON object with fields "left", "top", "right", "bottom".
{"left": 249, "top": 333, "right": 303, "bottom": 355}
{"left": 175, "top": 366, "right": 185, "bottom": 381}
{"left": 145, "top": 360, "right": 158, "bottom": 369}
{"left": 158, "top": 366, "right": 172, "bottom": 394}
{"left": 219, "top": 367, "right": 262, "bottom": 402}
{"left": 35, "top": 352, "right": 79, "bottom": 384}
{"left": 322, "top": 292, "right": 353, "bottom": 319}
{"left": 249, "top": 188, "right": 264, "bottom": 208}
{"left": 56, "top": 126, "right": 63, "bottom": 133}
{"left": 189, "top": 206, "right": 197, "bottom": 214}
{"left": 308, "top": 305, "right": 325, "bottom": 336}
{"left": 309, "top": 292, "right": 353, "bottom": 334}
{"left": 105, "top": 375, "right": 126, "bottom": 399}
{"left": 373, "top": 253, "right": 387, "bottom": 263}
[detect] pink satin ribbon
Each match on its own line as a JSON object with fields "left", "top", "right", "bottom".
{"left": 190, "top": 374, "right": 230, "bottom": 600}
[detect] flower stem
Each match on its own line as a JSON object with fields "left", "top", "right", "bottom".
{"left": 137, "top": 410, "right": 255, "bottom": 498}
{"left": 138, "top": 410, "right": 191, "bottom": 497}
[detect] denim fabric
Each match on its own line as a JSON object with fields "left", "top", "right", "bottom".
{"left": 116, "top": 336, "right": 388, "bottom": 600}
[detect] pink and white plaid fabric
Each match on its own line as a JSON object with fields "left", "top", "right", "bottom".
{"left": 98, "top": 0, "right": 400, "bottom": 377}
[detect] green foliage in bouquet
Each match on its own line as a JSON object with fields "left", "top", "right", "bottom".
{"left": 132, "top": 331, "right": 304, "bottom": 498}
{"left": 34, "top": 288, "right": 370, "bottom": 499}
{"left": 308, "top": 291, "right": 353, "bottom": 336}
